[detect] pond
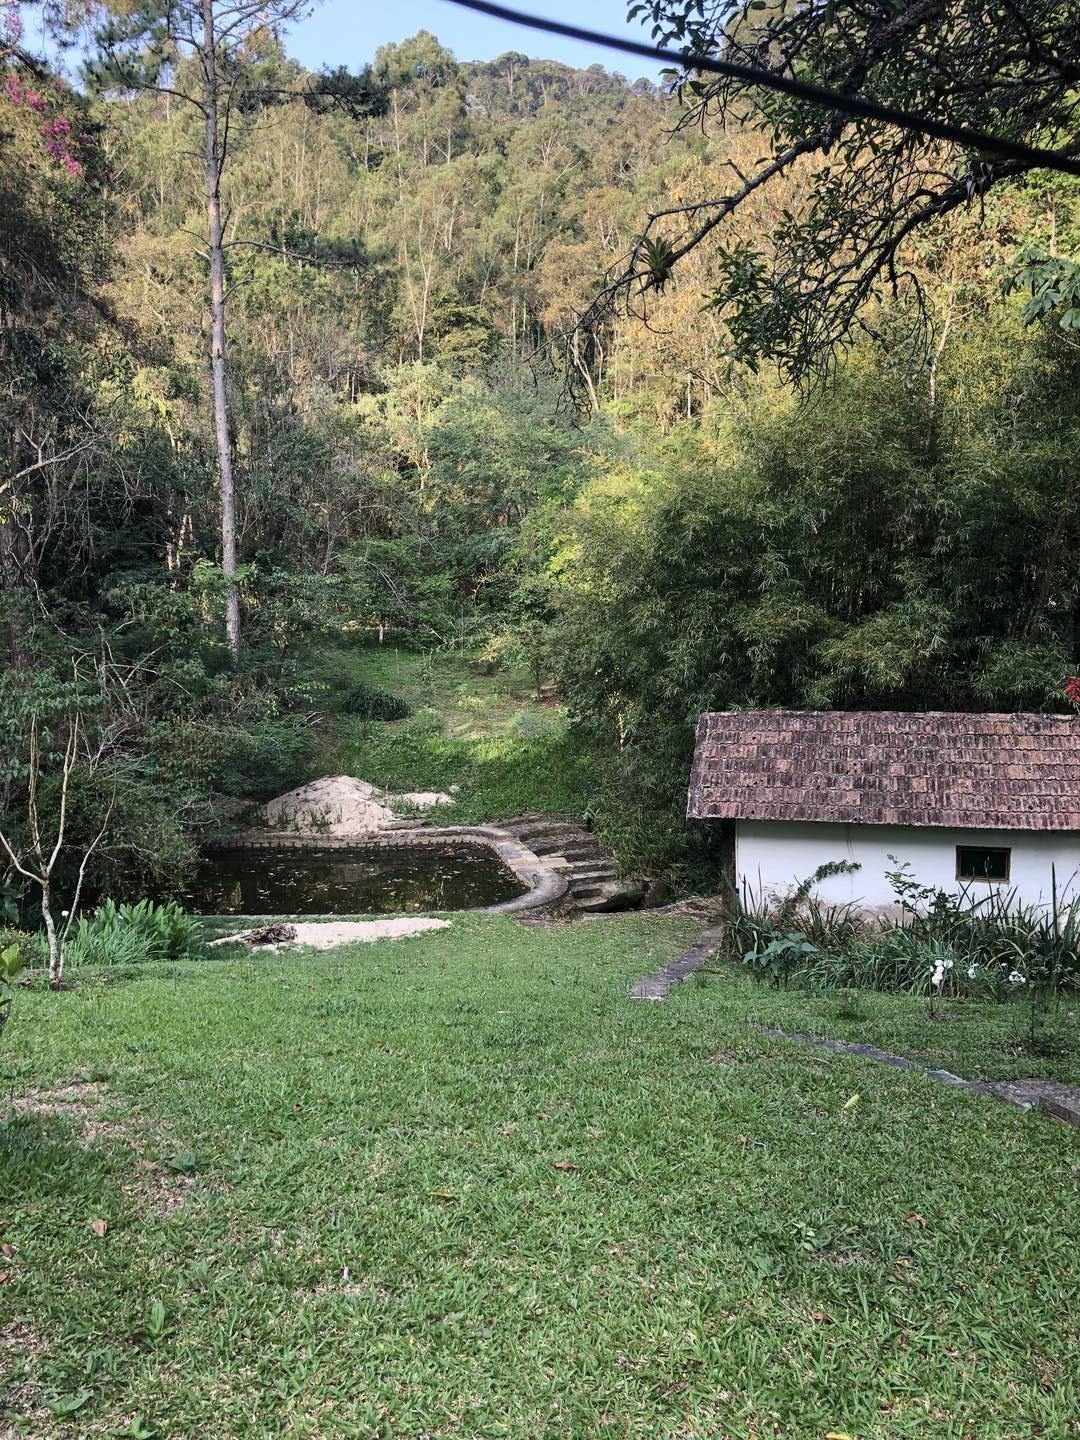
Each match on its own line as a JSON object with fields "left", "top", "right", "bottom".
{"left": 177, "top": 843, "right": 526, "bottom": 916}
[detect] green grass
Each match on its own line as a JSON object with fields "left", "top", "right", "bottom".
{"left": 298, "top": 643, "right": 600, "bottom": 823}
{"left": 713, "top": 968, "right": 1080, "bottom": 1085}
{"left": 3, "top": 915, "right": 1079, "bottom": 1438}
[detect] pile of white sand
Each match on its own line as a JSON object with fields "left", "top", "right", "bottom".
{"left": 255, "top": 775, "right": 454, "bottom": 837}
{"left": 258, "top": 776, "right": 395, "bottom": 835}
{"left": 226, "top": 917, "right": 451, "bottom": 950}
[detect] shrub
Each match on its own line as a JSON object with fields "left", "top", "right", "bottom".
{"left": 730, "top": 863, "right": 864, "bottom": 977}
{"left": 743, "top": 931, "right": 821, "bottom": 987}
{"left": 66, "top": 899, "right": 205, "bottom": 967}
{"left": 0, "top": 934, "right": 28, "bottom": 1043}
{"left": 339, "top": 682, "right": 412, "bottom": 722}
{"left": 728, "top": 858, "right": 1080, "bottom": 1002}
{"left": 0, "top": 928, "right": 40, "bottom": 973}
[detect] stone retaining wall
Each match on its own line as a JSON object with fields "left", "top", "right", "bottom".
{"left": 203, "top": 824, "right": 568, "bottom": 914}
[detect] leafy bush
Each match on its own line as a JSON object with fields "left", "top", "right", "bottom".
{"left": 1, "top": 880, "right": 20, "bottom": 927}
{"left": 0, "top": 928, "right": 40, "bottom": 973}
{"left": 729, "top": 859, "right": 1080, "bottom": 1002}
{"left": 66, "top": 899, "right": 205, "bottom": 967}
{"left": 731, "top": 863, "right": 864, "bottom": 980}
{"left": 743, "top": 931, "right": 821, "bottom": 987}
{"left": 339, "top": 682, "right": 412, "bottom": 722}
{"left": 0, "top": 934, "right": 28, "bottom": 1043}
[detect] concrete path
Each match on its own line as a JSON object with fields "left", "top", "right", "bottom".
{"left": 751, "top": 1023, "right": 1080, "bottom": 1125}
{"left": 629, "top": 925, "right": 728, "bottom": 1000}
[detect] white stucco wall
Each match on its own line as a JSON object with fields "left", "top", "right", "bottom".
{"left": 735, "top": 820, "right": 1080, "bottom": 912}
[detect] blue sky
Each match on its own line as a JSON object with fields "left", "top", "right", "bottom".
{"left": 287, "top": 0, "right": 656, "bottom": 79}
{"left": 25, "top": 1, "right": 658, "bottom": 81}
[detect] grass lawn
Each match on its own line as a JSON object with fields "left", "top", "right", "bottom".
{"left": 707, "top": 970, "right": 1080, "bottom": 1088}
{"left": 3, "top": 914, "right": 1079, "bottom": 1438}
{"left": 296, "top": 643, "right": 600, "bottom": 824}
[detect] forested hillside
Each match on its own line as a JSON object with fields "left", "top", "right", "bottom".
{"left": 4, "top": 4, "right": 1080, "bottom": 904}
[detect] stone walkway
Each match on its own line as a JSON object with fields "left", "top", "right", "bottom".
{"left": 628, "top": 924, "right": 1080, "bottom": 1126}
{"left": 750, "top": 1024, "right": 1080, "bottom": 1125}
{"left": 629, "top": 925, "right": 727, "bottom": 1000}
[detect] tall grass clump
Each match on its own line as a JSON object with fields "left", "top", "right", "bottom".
{"left": 730, "top": 858, "right": 1080, "bottom": 1010}
{"left": 66, "top": 899, "right": 205, "bottom": 968}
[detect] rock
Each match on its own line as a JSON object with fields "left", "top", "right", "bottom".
{"left": 574, "top": 880, "right": 648, "bottom": 914}
{"left": 212, "top": 922, "right": 298, "bottom": 948}
{"left": 1039, "top": 1095, "right": 1080, "bottom": 1126}
{"left": 641, "top": 877, "right": 674, "bottom": 908}
{"left": 247, "top": 922, "right": 298, "bottom": 946}
{"left": 213, "top": 919, "right": 451, "bottom": 951}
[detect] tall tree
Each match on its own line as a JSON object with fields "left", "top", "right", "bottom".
{"left": 83, "top": 0, "right": 362, "bottom": 660}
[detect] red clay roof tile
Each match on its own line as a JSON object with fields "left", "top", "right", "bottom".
{"left": 687, "top": 711, "right": 1080, "bottom": 830}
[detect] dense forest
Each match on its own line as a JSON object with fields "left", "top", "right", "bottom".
{"left": 3, "top": 0, "right": 1080, "bottom": 919}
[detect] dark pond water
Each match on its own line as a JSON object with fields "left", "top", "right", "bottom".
{"left": 178, "top": 844, "right": 525, "bottom": 916}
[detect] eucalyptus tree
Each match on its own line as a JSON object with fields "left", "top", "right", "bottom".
{"left": 82, "top": 0, "right": 374, "bottom": 660}
{"left": 586, "top": 0, "right": 1080, "bottom": 382}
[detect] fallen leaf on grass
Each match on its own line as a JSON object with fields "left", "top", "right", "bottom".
{"left": 825, "top": 1432, "right": 856, "bottom": 1440}
{"left": 125, "top": 1417, "right": 160, "bottom": 1440}
{"left": 551, "top": 1162, "right": 580, "bottom": 1172}
{"left": 164, "top": 1151, "right": 198, "bottom": 1175}
{"left": 0, "top": 1271, "right": 10, "bottom": 1284}
{"left": 48, "top": 1389, "right": 92, "bottom": 1417}
{"left": 809, "top": 1310, "right": 834, "bottom": 1323}
{"left": 903, "top": 1212, "right": 927, "bottom": 1227}
{"left": 841, "top": 1094, "right": 861, "bottom": 1111}
{"left": 90, "top": 1218, "right": 108, "bottom": 1238}
{"left": 429, "top": 1189, "right": 457, "bottom": 1200}
{"left": 0, "top": 1241, "right": 14, "bottom": 1257}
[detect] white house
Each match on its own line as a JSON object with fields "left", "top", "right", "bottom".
{"left": 687, "top": 710, "right": 1080, "bottom": 913}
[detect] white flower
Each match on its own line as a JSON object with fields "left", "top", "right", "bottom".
{"left": 929, "top": 953, "right": 954, "bottom": 988}
{"left": 966, "top": 964, "right": 977, "bottom": 980}
{"left": 1007, "top": 970, "right": 1027, "bottom": 987}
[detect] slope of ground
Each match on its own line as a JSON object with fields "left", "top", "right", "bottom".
{"left": 300, "top": 643, "right": 601, "bottom": 827}
{"left": 2, "top": 915, "right": 1078, "bottom": 1437}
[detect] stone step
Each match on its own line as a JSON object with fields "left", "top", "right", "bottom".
{"left": 544, "top": 853, "right": 612, "bottom": 871}
{"left": 576, "top": 880, "right": 649, "bottom": 914}
{"left": 510, "top": 821, "right": 582, "bottom": 843}
{"left": 553, "top": 842, "right": 607, "bottom": 861}
{"left": 496, "top": 810, "right": 576, "bottom": 824}
{"left": 568, "top": 880, "right": 608, "bottom": 898}
{"left": 492, "top": 813, "right": 548, "bottom": 831}
{"left": 567, "top": 866, "right": 619, "bottom": 885}
{"left": 487, "top": 813, "right": 643, "bottom": 914}
{"left": 528, "top": 835, "right": 594, "bottom": 856}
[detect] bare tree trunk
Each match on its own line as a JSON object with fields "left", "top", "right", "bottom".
{"left": 201, "top": 0, "right": 241, "bottom": 663}
{"left": 0, "top": 711, "right": 111, "bottom": 992}
{"left": 40, "top": 888, "right": 63, "bottom": 988}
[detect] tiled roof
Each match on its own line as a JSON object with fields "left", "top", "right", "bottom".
{"left": 687, "top": 711, "right": 1080, "bottom": 831}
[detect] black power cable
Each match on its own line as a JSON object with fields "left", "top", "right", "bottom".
{"left": 440, "top": 0, "right": 1080, "bottom": 178}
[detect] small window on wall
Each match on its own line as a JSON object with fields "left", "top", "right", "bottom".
{"left": 956, "top": 846, "right": 1011, "bottom": 882}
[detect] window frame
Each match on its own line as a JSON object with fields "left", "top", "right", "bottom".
{"left": 955, "top": 845, "right": 1011, "bottom": 884}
